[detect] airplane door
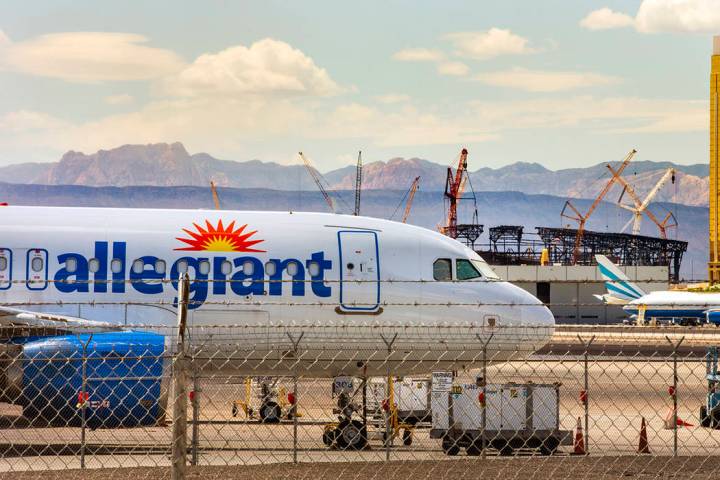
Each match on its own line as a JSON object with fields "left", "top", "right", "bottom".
{"left": 0, "top": 248, "right": 11, "bottom": 290}
{"left": 26, "top": 249, "right": 48, "bottom": 291}
{"left": 338, "top": 231, "right": 380, "bottom": 311}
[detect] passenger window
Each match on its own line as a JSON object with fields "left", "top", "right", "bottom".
{"left": 111, "top": 259, "right": 123, "bottom": 274}
{"left": 88, "top": 258, "right": 100, "bottom": 273}
{"left": 456, "top": 259, "right": 482, "bottom": 281}
{"left": 0, "top": 256, "right": 7, "bottom": 271}
{"left": 242, "top": 260, "right": 254, "bottom": 275}
{"left": 65, "top": 258, "right": 77, "bottom": 273}
{"left": 199, "top": 260, "right": 211, "bottom": 275}
{"left": 31, "top": 257, "right": 44, "bottom": 273}
{"left": 175, "top": 260, "right": 188, "bottom": 274}
{"left": 265, "top": 261, "right": 277, "bottom": 276}
{"left": 433, "top": 259, "right": 452, "bottom": 281}
{"left": 286, "top": 261, "right": 298, "bottom": 276}
{"left": 307, "top": 261, "right": 320, "bottom": 277}
{"left": 221, "top": 260, "right": 232, "bottom": 276}
{"left": 155, "top": 259, "right": 166, "bottom": 275}
{"left": 132, "top": 259, "right": 144, "bottom": 274}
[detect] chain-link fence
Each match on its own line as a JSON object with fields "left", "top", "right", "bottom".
{"left": 1, "top": 316, "right": 719, "bottom": 479}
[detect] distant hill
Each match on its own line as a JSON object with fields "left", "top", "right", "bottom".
{"left": 0, "top": 142, "right": 709, "bottom": 206}
{"left": 0, "top": 182, "right": 707, "bottom": 280}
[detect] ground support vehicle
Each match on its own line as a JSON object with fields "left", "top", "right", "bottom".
{"left": 700, "top": 347, "right": 720, "bottom": 429}
{"left": 430, "top": 379, "right": 572, "bottom": 456}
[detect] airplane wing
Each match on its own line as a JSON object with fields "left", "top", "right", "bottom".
{"left": 0, "top": 306, "right": 121, "bottom": 333}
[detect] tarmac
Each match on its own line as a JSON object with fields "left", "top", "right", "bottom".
{"left": 1, "top": 355, "right": 719, "bottom": 472}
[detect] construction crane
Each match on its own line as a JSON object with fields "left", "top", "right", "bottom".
{"left": 561, "top": 149, "right": 637, "bottom": 264}
{"left": 354, "top": 151, "right": 362, "bottom": 216}
{"left": 441, "top": 148, "right": 469, "bottom": 238}
{"left": 614, "top": 167, "right": 677, "bottom": 238}
{"left": 402, "top": 176, "right": 421, "bottom": 223}
{"left": 299, "top": 151, "right": 335, "bottom": 213}
{"left": 210, "top": 181, "right": 221, "bottom": 210}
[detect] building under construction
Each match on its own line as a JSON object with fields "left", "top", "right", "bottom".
{"left": 437, "top": 147, "right": 689, "bottom": 324}
{"left": 478, "top": 225, "right": 686, "bottom": 281}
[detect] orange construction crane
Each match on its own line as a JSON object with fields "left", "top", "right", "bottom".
{"left": 561, "top": 149, "right": 637, "bottom": 264}
{"left": 441, "top": 148, "right": 469, "bottom": 238}
{"left": 402, "top": 176, "right": 421, "bottom": 223}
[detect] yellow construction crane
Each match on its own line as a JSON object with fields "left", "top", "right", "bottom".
{"left": 615, "top": 168, "right": 676, "bottom": 238}
{"left": 299, "top": 151, "right": 335, "bottom": 213}
{"left": 402, "top": 176, "right": 421, "bottom": 223}
{"left": 210, "top": 181, "right": 221, "bottom": 210}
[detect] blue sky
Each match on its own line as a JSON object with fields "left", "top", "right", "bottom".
{"left": 0, "top": 0, "right": 718, "bottom": 170}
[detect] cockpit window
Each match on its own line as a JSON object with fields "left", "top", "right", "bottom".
{"left": 472, "top": 259, "right": 500, "bottom": 280}
{"left": 433, "top": 259, "right": 452, "bottom": 281}
{"left": 456, "top": 259, "right": 482, "bottom": 280}
{"left": 456, "top": 258, "right": 501, "bottom": 281}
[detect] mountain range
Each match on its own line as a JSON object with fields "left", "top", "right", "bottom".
{"left": 0, "top": 142, "right": 709, "bottom": 206}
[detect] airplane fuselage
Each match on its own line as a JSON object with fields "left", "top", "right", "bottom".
{"left": 0, "top": 206, "right": 555, "bottom": 375}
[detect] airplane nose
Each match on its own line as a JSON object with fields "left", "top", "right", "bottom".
{"left": 514, "top": 286, "right": 555, "bottom": 328}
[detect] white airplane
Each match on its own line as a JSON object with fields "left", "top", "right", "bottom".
{"left": 595, "top": 254, "right": 720, "bottom": 325}
{"left": 0, "top": 206, "right": 553, "bottom": 431}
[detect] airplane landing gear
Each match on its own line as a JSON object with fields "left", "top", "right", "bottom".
{"left": 323, "top": 377, "right": 369, "bottom": 450}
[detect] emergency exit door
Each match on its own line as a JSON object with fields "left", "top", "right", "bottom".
{"left": 338, "top": 231, "right": 380, "bottom": 311}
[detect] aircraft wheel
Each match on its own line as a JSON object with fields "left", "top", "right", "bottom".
{"left": 335, "top": 420, "right": 367, "bottom": 450}
{"left": 539, "top": 437, "right": 560, "bottom": 456}
{"left": 322, "top": 428, "right": 337, "bottom": 446}
{"left": 700, "top": 406, "right": 710, "bottom": 428}
{"left": 441, "top": 437, "right": 460, "bottom": 456}
{"left": 259, "top": 401, "right": 282, "bottom": 424}
{"left": 402, "top": 429, "right": 413, "bottom": 446}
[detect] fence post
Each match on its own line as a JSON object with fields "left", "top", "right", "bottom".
{"left": 665, "top": 335, "right": 685, "bottom": 457}
{"left": 577, "top": 334, "right": 596, "bottom": 454}
{"left": 286, "top": 332, "right": 304, "bottom": 464}
{"left": 79, "top": 333, "right": 93, "bottom": 469}
{"left": 381, "top": 333, "right": 398, "bottom": 462}
{"left": 190, "top": 369, "right": 199, "bottom": 466}
{"left": 476, "top": 332, "right": 494, "bottom": 460}
{"left": 172, "top": 273, "right": 190, "bottom": 480}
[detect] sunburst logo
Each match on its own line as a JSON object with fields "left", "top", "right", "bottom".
{"left": 175, "top": 220, "right": 266, "bottom": 252}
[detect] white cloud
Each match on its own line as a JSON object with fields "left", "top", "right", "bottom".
{"left": 0, "top": 94, "right": 705, "bottom": 167}
{"left": 468, "top": 96, "right": 706, "bottom": 133}
{"left": 0, "top": 110, "right": 71, "bottom": 132}
{"left": 581, "top": 1, "right": 720, "bottom": 34}
{"left": 636, "top": 0, "right": 720, "bottom": 33}
{"left": 0, "top": 32, "right": 184, "bottom": 82}
{"left": 164, "top": 38, "right": 341, "bottom": 97}
{"left": 437, "top": 61, "right": 469, "bottom": 76}
{"left": 580, "top": 8, "right": 635, "bottom": 30}
{"left": 392, "top": 48, "right": 445, "bottom": 62}
{"left": 374, "top": 93, "right": 411, "bottom": 104}
{"left": 474, "top": 68, "right": 622, "bottom": 92}
{"left": 445, "top": 28, "right": 534, "bottom": 60}
{"left": 105, "top": 94, "right": 135, "bottom": 105}
{"left": 320, "top": 103, "right": 497, "bottom": 146}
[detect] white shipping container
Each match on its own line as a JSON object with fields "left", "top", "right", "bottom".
{"left": 432, "top": 382, "right": 558, "bottom": 432}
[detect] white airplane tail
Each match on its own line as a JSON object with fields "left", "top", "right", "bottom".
{"left": 595, "top": 255, "right": 646, "bottom": 304}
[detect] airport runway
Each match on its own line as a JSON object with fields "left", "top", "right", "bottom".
{"left": 545, "top": 325, "right": 720, "bottom": 356}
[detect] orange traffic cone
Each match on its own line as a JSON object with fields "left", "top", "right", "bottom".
{"left": 637, "top": 417, "right": 650, "bottom": 454}
{"left": 573, "top": 417, "right": 586, "bottom": 455}
{"left": 664, "top": 408, "right": 694, "bottom": 429}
